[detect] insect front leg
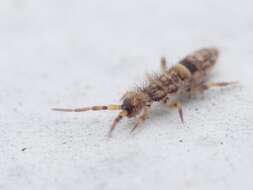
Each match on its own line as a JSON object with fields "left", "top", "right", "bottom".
{"left": 130, "top": 104, "right": 151, "bottom": 133}
{"left": 162, "top": 97, "right": 184, "bottom": 124}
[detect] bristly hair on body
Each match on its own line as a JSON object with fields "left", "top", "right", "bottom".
{"left": 52, "top": 47, "right": 238, "bottom": 137}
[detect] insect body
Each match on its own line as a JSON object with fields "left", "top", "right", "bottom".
{"left": 53, "top": 48, "right": 236, "bottom": 136}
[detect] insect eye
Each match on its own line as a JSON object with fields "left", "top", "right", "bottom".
{"left": 122, "top": 100, "right": 134, "bottom": 113}
{"left": 122, "top": 104, "right": 131, "bottom": 112}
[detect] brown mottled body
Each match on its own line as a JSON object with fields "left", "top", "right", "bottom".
{"left": 52, "top": 48, "right": 237, "bottom": 136}
{"left": 142, "top": 48, "right": 219, "bottom": 102}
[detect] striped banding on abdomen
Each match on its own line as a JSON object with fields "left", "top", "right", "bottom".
{"left": 179, "top": 60, "right": 198, "bottom": 74}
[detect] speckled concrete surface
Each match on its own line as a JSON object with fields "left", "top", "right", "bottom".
{"left": 1, "top": 0, "right": 253, "bottom": 190}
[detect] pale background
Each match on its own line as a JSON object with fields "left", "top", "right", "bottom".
{"left": 1, "top": 0, "right": 253, "bottom": 190}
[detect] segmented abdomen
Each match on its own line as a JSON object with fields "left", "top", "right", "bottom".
{"left": 179, "top": 48, "right": 219, "bottom": 75}
{"left": 142, "top": 48, "right": 219, "bottom": 102}
{"left": 143, "top": 71, "right": 181, "bottom": 102}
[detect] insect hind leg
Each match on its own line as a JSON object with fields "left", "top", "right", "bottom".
{"left": 194, "top": 81, "right": 239, "bottom": 93}
{"left": 160, "top": 56, "right": 168, "bottom": 73}
{"left": 206, "top": 81, "right": 239, "bottom": 89}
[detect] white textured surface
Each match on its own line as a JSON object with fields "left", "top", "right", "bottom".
{"left": 1, "top": 0, "right": 253, "bottom": 190}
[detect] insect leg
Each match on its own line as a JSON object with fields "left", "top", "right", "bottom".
{"left": 163, "top": 98, "right": 184, "bottom": 123}
{"left": 160, "top": 56, "right": 168, "bottom": 73}
{"left": 206, "top": 81, "right": 239, "bottom": 89}
{"left": 190, "top": 81, "right": 239, "bottom": 94}
{"left": 130, "top": 105, "right": 151, "bottom": 133}
{"left": 108, "top": 110, "right": 128, "bottom": 137}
